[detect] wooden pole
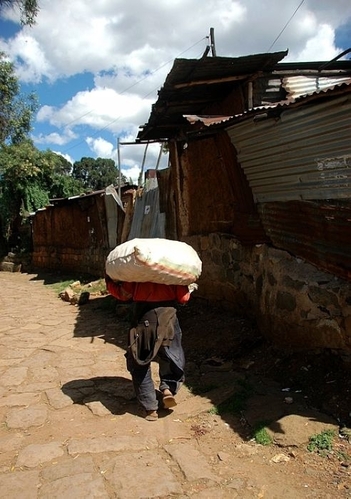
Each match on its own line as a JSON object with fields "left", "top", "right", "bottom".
{"left": 117, "top": 137, "right": 121, "bottom": 197}
{"left": 210, "top": 27, "right": 216, "bottom": 57}
{"left": 138, "top": 142, "right": 149, "bottom": 187}
{"left": 155, "top": 143, "right": 163, "bottom": 170}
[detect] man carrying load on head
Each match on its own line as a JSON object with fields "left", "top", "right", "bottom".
{"left": 105, "top": 277, "right": 192, "bottom": 421}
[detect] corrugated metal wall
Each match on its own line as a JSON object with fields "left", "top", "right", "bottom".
{"left": 227, "top": 94, "right": 351, "bottom": 202}
{"left": 258, "top": 200, "right": 351, "bottom": 281}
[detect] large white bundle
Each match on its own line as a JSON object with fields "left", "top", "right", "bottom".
{"left": 105, "top": 238, "right": 202, "bottom": 285}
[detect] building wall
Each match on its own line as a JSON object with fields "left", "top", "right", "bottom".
{"left": 32, "top": 194, "right": 110, "bottom": 276}
{"left": 226, "top": 93, "right": 351, "bottom": 282}
{"left": 169, "top": 132, "right": 267, "bottom": 243}
{"left": 185, "top": 233, "right": 351, "bottom": 360}
{"left": 168, "top": 99, "right": 351, "bottom": 358}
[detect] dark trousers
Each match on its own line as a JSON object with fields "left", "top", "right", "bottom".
{"left": 126, "top": 314, "right": 185, "bottom": 411}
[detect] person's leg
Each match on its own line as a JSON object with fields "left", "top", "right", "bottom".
{"left": 158, "top": 318, "right": 185, "bottom": 408}
{"left": 125, "top": 350, "right": 158, "bottom": 420}
{"left": 158, "top": 352, "right": 177, "bottom": 393}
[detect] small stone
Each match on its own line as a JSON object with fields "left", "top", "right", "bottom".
{"left": 46, "top": 388, "right": 74, "bottom": 409}
{"left": 271, "top": 453, "right": 290, "bottom": 463}
{"left": 217, "top": 451, "right": 230, "bottom": 462}
{"left": 85, "top": 400, "right": 112, "bottom": 417}
{"left": 16, "top": 442, "right": 64, "bottom": 468}
{"left": 6, "top": 405, "right": 48, "bottom": 429}
{"left": 60, "top": 287, "right": 75, "bottom": 302}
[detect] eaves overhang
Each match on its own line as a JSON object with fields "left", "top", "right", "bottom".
{"left": 136, "top": 50, "right": 289, "bottom": 142}
{"left": 136, "top": 50, "right": 351, "bottom": 143}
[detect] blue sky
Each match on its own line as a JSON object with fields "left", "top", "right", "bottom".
{"left": 1, "top": 0, "right": 350, "bottom": 183}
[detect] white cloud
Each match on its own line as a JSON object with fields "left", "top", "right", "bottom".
{"left": 86, "top": 137, "right": 114, "bottom": 158}
{"left": 54, "top": 151, "right": 74, "bottom": 165}
{"left": 2, "top": 0, "right": 348, "bottom": 85}
{"left": 122, "top": 165, "right": 141, "bottom": 185}
{"left": 2, "top": 31, "right": 54, "bottom": 83}
{"left": 83, "top": 135, "right": 168, "bottom": 184}
{"left": 2, "top": 0, "right": 351, "bottom": 166}
{"left": 217, "top": 0, "right": 246, "bottom": 29}
{"left": 33, "top": 129, "right": 78, "bottom": 146}
{"left": 288, "top": 24, "right": 340, "bottom": 61}
{"left": 36, "top": 87, "right": 153, "bottom": 134}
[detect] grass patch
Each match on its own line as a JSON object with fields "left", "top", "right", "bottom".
{"left": 252, "top": 421, "right": 273, "bottom": 446}
{"left": 50, "top": 279, "right": 76, "bottom": 294}
{"left": 50, "top": 277, "right": 107, "bottom": 296}
{"left": 307, "top": 429, "right": 335, "bottom": 454}
{"left": 209, "top": 406, "right": 219, "bottom": 415}
{"left": 337, "top": 451, "right": 351, "bottom": 462}
{"left": 208, "top": 378, "right": 254, "bottom": 416}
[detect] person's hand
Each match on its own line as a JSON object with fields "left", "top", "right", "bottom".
{"left": 188, "top": 283, "right": 198, "bottom": 294}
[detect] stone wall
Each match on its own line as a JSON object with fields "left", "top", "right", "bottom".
{"left": 184, "top": 233, "right": 351, "bottom": 359}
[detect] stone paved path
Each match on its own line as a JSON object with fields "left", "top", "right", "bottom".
{"left": 0, "top": 272, "right": 234, "bottom": 499}
{"left": 0, "top": 272, "right": 349, "bottom": 499}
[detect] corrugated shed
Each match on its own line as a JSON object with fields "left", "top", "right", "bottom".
{"left": 227, "top": 93, "right": 351, "bottom": 202}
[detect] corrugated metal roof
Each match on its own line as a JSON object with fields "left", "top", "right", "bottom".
{"left": 183, "top": 115, "right": 233, "bottom": 125}
{"left": 48, "top": 185, "right": 133, "bottom": 206}
{"left": 226, "top": 80, "right": 351, "bottom": 123}
{"left": 282, "top": 75, "right": 351, "bottom": 99}
{"left": 165, "top": 51, "right": 289, "bottom": 84}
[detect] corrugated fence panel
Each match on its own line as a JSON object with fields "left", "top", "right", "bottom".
{"left": 227, "top": 95, "right": 351, "bottom": 202}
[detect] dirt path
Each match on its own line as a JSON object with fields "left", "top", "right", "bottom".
{"left": 0, "top": 271, "right": 350, "bottom": 498}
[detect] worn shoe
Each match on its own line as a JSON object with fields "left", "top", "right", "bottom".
{"left": 145, "top": 410, "right": 158, "bottom": 421}
{"left": 162, "top": 389, "right": 177, "bottom": 409}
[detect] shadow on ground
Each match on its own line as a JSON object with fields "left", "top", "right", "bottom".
{"left": 61, "top": 376, "right": 179, "bottom": 421}
{"left": 31, "top": 271, "right": 350, "bottom": 436}
{"left": 71, "top": 291, "right": 350, "bottom": 439}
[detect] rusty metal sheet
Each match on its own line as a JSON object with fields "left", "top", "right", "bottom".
{"left": 259, "top": 201, "right": 351, "bottom": 281}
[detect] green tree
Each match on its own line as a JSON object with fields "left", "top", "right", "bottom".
{"left": 0, "top": 52, "right": 38, "bottom": 145}
{"left": 48, "top": 153, "right": 83, "bottom": 198}
{"left": 53, "top": 154, "right": 73, "bottom": 176}
{"left": 0, "top": 0, "right": 39, "bottom": 26}
{"left": 0, "top": 141, "right": 83, "bottom": 245}
{"left": 72, "top": 157, "right": 127, "bottom": 191}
